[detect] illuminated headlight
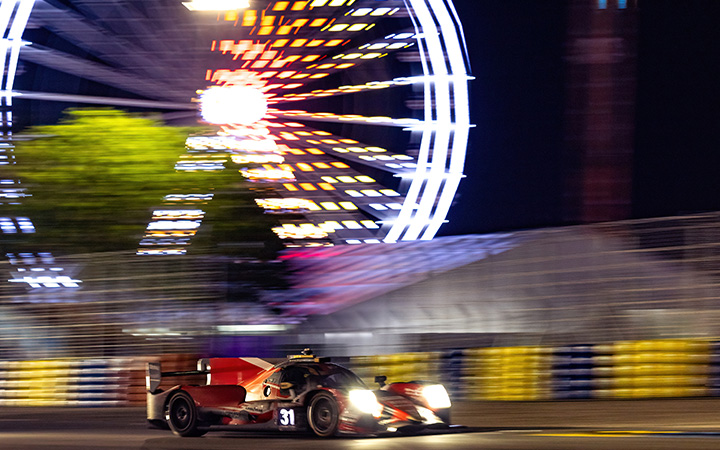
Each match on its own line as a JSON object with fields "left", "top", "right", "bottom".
{"left": 349, "top": 389, "right": 383, "bottom": 418}
{"left": 422, "top": 385, "right": 451, "bottom": 409}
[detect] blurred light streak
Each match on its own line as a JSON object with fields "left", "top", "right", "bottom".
{"left": 4, "top": 91, "right": 196, "bottom": 109}
{"left": 216, "top": 324, "right": 288, "bottom": 333}
{"left": 267, "top": 108, "right": 420, "bottom": 127}
{"left": 8, "top": 275, "right": 81, "bottom": 288}
{"left": 1, "top": 0, "right": 34, "bottom": 105}
{"left": 182, "top": 0, "right": 250, "bottom": 11}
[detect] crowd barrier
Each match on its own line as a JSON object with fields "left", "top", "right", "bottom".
{"left": 0, "top": 340, "right": 719, "bottom": 406}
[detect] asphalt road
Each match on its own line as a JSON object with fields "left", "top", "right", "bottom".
{"left": 1, "top": 399, "right": 719, "bottom": 450}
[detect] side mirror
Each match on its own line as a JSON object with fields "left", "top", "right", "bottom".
{"left": 374, "top": 375, "right": 387, "bottom": 388}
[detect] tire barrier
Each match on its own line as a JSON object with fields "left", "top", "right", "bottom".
{"left": 1, "top": 340, "right": 719, "bottom": 407}
{"left": 0, "top": 354, "right": 203, "bottom": 407}
{"left": 441, "top": 350, "right": 466, "bottom": 399}
{"left": 349, "top": 352, "right": 441, "bottom": 388}
{"left": 552, "top": 345, "right": 596, "bottom": 399}
{"left": 464, "top": 346, "right": 552, "bottom": 401}
{"left": 706, "top": 341, "right": 720, "bottom": 397}
{"left": 0, "top": 359, "right": 129, "bottom": 406}
{"left": 347, "top": 339, "right": 720, "bottom": 402}
{"left": 592, "top": 339, "right": 711, "bottom": 399}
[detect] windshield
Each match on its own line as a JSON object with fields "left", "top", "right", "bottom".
{"left": 320, "top": 366, "right": 368, "bottom": 390}
{"left": 278, "top": 361, "right": 369, "bottom": 390}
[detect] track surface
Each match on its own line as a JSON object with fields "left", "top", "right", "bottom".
{"left": 1, "top": 399, "right": 719, "bottom": 449}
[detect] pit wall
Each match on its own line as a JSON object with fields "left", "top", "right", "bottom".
{"left": 1, "top": 340, "right": 719, "bottom": 406}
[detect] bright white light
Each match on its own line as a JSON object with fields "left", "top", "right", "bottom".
{"left": 182, "top": 0, "right": 249, "bottom": 11}
{"left": 9, "top": 275, "right": 82, "bottom": 288}
{"left": 422, "top": 385, "right": 451, "bottom": 409}
{"left": 384, "top": 0, "right": 470, "bottom": 243}
{"left": 200, "top": 86, "right": 268, "bottom": 125}
{"left": 349, "top": 389, "right": 383, "bottom": 418}
{"left": 216, "top": 324, "right": 288, "bottom": 333}
{"left": 147, "top": 220, "right": 201, "bottom": 230}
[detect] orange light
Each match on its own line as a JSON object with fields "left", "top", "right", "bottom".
{"left": 242, "top": 10, "right": 257, "bottom": 26}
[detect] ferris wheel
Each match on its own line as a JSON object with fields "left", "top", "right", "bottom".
{"left": 4, "top": 0, "right": 472, "bottom": 252}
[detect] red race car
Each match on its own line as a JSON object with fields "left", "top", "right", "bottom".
{"left": 146, "top": 349, "right": 452, "bottom": 437}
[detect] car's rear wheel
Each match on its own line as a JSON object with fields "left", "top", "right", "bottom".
{"left": 166, "top": 391, "right": 206, "bottom": 437}
{"left": 307, "top": 392, "right": 339, "bottom": 437}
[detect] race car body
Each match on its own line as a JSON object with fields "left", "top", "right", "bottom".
{"left": 146, "top": 351, "right": 452, "bottom": 437}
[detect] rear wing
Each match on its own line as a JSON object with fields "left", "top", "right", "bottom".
{"left": 146, "top": 359, "right": 210, "bottom": 392}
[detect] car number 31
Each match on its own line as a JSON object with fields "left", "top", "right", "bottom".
{"left": 278, "top": 408, "right": 295, "bottom": 426}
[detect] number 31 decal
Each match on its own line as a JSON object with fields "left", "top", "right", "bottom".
{"left": 279, "top": 408, "right": 295, "bottom": 426}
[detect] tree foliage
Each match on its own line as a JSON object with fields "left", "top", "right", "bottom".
{"left": 6, "top": 109, "right": 279, "bottom": 256}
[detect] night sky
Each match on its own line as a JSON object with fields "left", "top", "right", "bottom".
{"left": 440, "top": 0, "right": 567, "bottom": 236}
{"left": 441, "top": 0, "right": 720, "bottom": 236}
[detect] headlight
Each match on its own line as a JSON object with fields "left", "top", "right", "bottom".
{"left": 349, "top": 389, "right": 383, "bottom": 418}
{"left": 422, "top": 384, "right": 451, "bottom": 409}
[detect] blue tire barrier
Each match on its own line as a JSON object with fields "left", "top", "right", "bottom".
{"left": 552, "top": 345, "right": 596, "bottom": 399}
{"left": 711, "top": 342, "right": 720, "bottom": 396}
{"left": 441, "top": 350, "right": 465, "bottom": 399}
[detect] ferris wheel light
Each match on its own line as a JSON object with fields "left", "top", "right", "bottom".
{"left": 200, "top": 86, "right": 268, "bottom": 125}
{"left": 182, "top": 0, "right": 249, "bottom": 11}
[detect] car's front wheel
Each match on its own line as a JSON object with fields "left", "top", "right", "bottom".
{"left": 307, "top": 392, "right": 339, "bottom": 437}
{"left": 166, "top": 391, "right": 206, "bottom": 437}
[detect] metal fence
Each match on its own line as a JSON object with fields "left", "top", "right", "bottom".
{"left": 0, "top": 252, "right": 287, "bottom": 359}
{"left": 3, "top": 212, "right": 720, "bottom": 359}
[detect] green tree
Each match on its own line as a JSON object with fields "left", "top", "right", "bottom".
{"left": 6, "top": 108, "right": 279, "bottom": 256}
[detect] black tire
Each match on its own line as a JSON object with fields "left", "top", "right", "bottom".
{"left": 166, "top": 391, "right": 205, "bottom": 437}
{"left": 307, "top": 392, "right": 339, "bottom": 437}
